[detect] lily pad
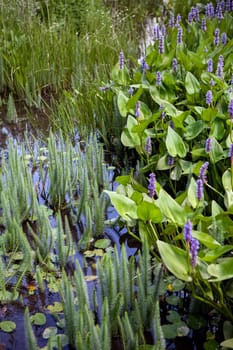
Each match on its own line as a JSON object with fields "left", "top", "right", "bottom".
{"left": 42, "top": 327, "right": 57, "bottom": 339}
{"left": 47, "top": 302, "right": 63, "bottom": 313}
{"left": 30, "top": 312, "right": 46, "bottom": 326}
{"left": 94, "top": 239, "right": 111, "bottom": 249}
{"left": 0, "top": 321, "right": 16, "bottom": 332}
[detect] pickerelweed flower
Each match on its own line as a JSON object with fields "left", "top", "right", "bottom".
{"left": 201, "top": 17, "right": 207, "bottom": 31}
{"left": 161, "top": 25, "right": 166, "bottom": 37}
{"left": 226, "top": 0, "right": 231, "bottom": 11}
{"left": 153, "top": 24, "right": 160, "bottom": 41}
{"left": 128, "top": 86, "right": 134, "bottom": 96}
{"left": 210, "top": 78, "right": 215, "bottom": 87}
{"left": 229, "top": 144, "right": 233, "bottom": 159}
{"left": 145, "top": 136, "right": 152, "bottom": 156}
{"left": 148, "top": 173, "right": 156, "bottom": 198}
{"left": 119, "top": 50, "right": 124, "bottom": 70}
{"left": 159, "top": 35, "right": 164, "bottom": 54}
{"left": 177, "top": 26, "right": 183, "bottom": 45}
{"left": 205, "top": 137, "right": 212, "bottom": 153}
{"left": 190, "top": 238, "right": 199, "bottom": 268}
{"left": 206, "top": 3, "right": 215, "bottom": 17}
{"left": 216, "top": 5, "right": 224, "bottom": 21}
{"left": 139, "top": 57, "right": 149, "bottom": 73}
{"left": 196, "top": 178, "right": 204, "bottom": 201}
{"left": 207, "top": 58, "right": 213, "bottom": 72}
{"left": 172, "top": 58, "right": 178, "bottom": 73}
{"left": 176, "top": 14, "right": 182, "bottom": 26}
{"left": 156, "top": 71, "right": 162, "bottom": 86}
{"left": 206, "top": 90, "right": 213, "bottom": 106}
{"left": 169, "top": 14, "right": 175, "bottom": 28}
{"left": 199, "top": 161, "right": 209, "bottom": 181}
{"left": 135, "top": 101, "right": 141, "bottom": 118}
{"left": 168, "top": 155, "right": 174, "bottom": 166}
{"left": 184, "top": 219, "right": 192, "bottom": 244}
{"left": 214, "top": 28, "right": 220, "bottom": 46}
{"left": 229, "top": 99, "right": 233, "bottom": 119}
{"left": 222, "top": 32, "right": 227, "bottom": 45}
{"left": 188, "top": 11, "right": 193, "bottom": 23}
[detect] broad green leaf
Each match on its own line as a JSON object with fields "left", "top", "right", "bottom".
{"left": 166, "top": 126, "right": 187, "bottom": 158}
{"left": 0, "top": 321, "right": 16, "bottom": 332}
{"left": 185, "top": 72, "right": 200, "bottom": 95}
{"left": 157, "top": 240, "right": 192, "bottom": 282}
{"left": 187, "top": 177, "right": 198, "bottom": 208}
{"left": 208, "top": 257, "right": 233, "bottom": 281}
{"left": 222, "top": 169, "right": 232, "bottom": 191}
{"left": 167, "top": 310, "right": 181, "bottom": 323}
{"left": 30, "top": 312, "right": 46, "bottom": 326}
{"left": 117, "top": 91, "right": 128, "bottom": 117}
{"left": 126, "top": 86, "right": 143, "bottom": 109}
{"left": 220, "top": 339, "right": 233, "bottom": 349}
{"left": 137, "top": 201, "right": 162, "bottom": 223}
{"left": 121, "top": 116, "right": 141, "bottom": 147}
{"left": 47, "top": 302, "right": 63, "bottom": 313}
{"left": 184, "top": 120, "right": 205, "bottom": 140}
{"left": 202, "top": 245, "right": 233, "bottom": 263}
{"left": 209, "top": 138, "right": 224, "bottom": 164}
{"left": 157, "top": 189, "right": 186, "bottom": 225}
{"left": 150, "top": 87, "right": 179, "bottom": 116}
{"left": 104, "top": 190, "right": 138, "bottom": 221}
{"left": 192, "top": 231, "right": 220, "bottom": 249}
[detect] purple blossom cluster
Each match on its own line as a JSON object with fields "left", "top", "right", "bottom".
{"left": 199, "top": 161, "right": 209, "bottom": 182}
{"left": 119, "top": 50, "right": 124, "bottom": 70}
{"left": 169, "top": 14, "right": 175, "bottom": 28}
{"left": 172, "top": 58, "right": 178, "bottom": 73}
{"left": 139, "top": 57, "right": 149, "bottom": 73}
{"left": 216, "top": 54, "right": 224, "bottom": 78}
{"left": 207, "top": 58, "right": 213, "bottom": 73}
{"left": 177, "top": 26, "right": 183, "bottom": 45}
{"left": 229, "top": 99, "right": 233, "bottom": 119}
{"left": 148, "top": 173, "right": 156, "bottom": 198}
{"left": 184, "top": 220, "right": 199, "bottom": 268}
{"left": 156, "top": 71, "right": 162, "bottom": 86}
{"left": 159, "top": 35, "right": 165, "bottom": 54}
{"left": 145, "top": 136, "right": 152, "bottom": 156}
{"left": 201, "top": 17, "right": 207, "bottom": 31}
{"left": 153, "top": 24, "right": 160, "bottom": 41}
{"left": 135, "top": 101, "right": 141, "bottom": 118}
{"left": 196, "top": 178, "right": 204, "bottom": 201}
{"left": 205, "top": 137, "right": 212, "bottom": 153}
{"left": 206, "top": 3, "right": 215, "bottom": 18}
{"left": 214, "top": 28, "right": 220, "bottom": 46}
{"left": 206, "top": 90, "right": 213, "bottom": 106}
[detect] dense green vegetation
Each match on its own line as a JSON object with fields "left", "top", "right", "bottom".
{"left": 0, "top": 0, "right": 233, "bottom": 349}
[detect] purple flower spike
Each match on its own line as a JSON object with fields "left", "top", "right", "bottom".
{"left": 216, "top": 55, "right": 224, "bottom": 78}
{"left": 169, "top": 14, "right": 175, "bottom": 28}
{"left": 207, "top": 58, "right": 213, "bottom": 73}
{"left": 210, "top": 78, "right": 215, "bottom": 87}
{"left": 172, "top": 58, "right": 178, "bottom": 73}
{"left": 205, "top": 138, "right": 212, "bottom": 153}
{"left": 176, "top": 14, "right": 182, "bottom": 26}
{"left": 159, "top": 35, "right": 165, "bottom": 54}
{"left": 145, "top": 136, "right": 152, "bottom": 156}
{"left": 229, "top": 100, "right": 233, "bottom": 119}
{"left": 201, "top": 17, "right": 207, "bottom": 31}
{"left": 229, "top": 144, "right": 233, "bottom": 158}
{"left": 196, "top": 178, "right": 204, "bottom": 201}
{"left": 128, "top": 86, "right": 134, "bottom": 96}
{"left": 190, "top": 238, "right": 199, "bottom": 268}
{"left": 177, "top": 26, "right": 183, "bottom": 45}
{"left": 168, "top": 155, "right": 174, "bottom": 166}
{"left": 216, "top": 3, "right": 224, "bottom": 20}
{"left": 135, "top": 101, "right": 141, "bottom": 118}
{"left": 226, "top": 0, "right": 231, "bottom": 11}
{"left": 222, "top": 32, "right": 227, "bottom": 45}
{"left": 206, "top": 90, "right": 213, "bottom": 106}
{"left": 184, "top": 220, "right": 193, "bottom": 244}
{"left": 153, "top": 24, "right": 160, "bottom": 41}
{"left": 148, "top": 173, "right": 156, "bottom": 198}
{"left": 206, "top": 3, "right": 215, "bottom": 18}
{"left": 119, "top": 50, "right": 124, "bottom": 70}
{"left": 156, "top": 71, "right": 162, "bottom": 86}
{"left": 214, "top": 28, "right": 220, "bottom": 46}
{"left": 199, "top": 161, "right": 209, "bottom": 181}
{"left": 139, "top": 57, "right": 149, "bottom": 73}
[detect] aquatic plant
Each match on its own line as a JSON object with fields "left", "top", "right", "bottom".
{"left": 102, "top": 0, "right": 233, "bottom": 327}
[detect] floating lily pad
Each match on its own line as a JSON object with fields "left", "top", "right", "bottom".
{"left": 0, "top": 321, "right": 16, "bottom": 332}
{"left": 47, "top": 302, "right": 63, "bottom": 313}
{"left": 30, "top": 312, "right": 46, "bottom": 326}
{"left": 42, "top": 327, "right": 57, "bottom": 339}
{"left": 94, "top": 239, "right": 111, "bottom": 249}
